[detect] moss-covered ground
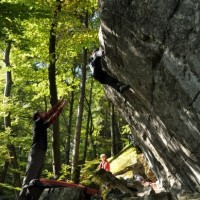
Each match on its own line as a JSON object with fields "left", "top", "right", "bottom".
{"left": 80, "top": 144, "right": 140, "bottom": 188}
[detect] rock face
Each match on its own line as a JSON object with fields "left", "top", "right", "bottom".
{"left": 99, "top": 0, "right": 200, "bottom": 197}
{"left": 39, "top": 187, "right": 84, "bottom": 200}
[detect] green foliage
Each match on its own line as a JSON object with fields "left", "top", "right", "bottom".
{"left": 80, "top": 159, "right": 99, "bottom": 180}
{"left": 0, "top": 183, "right": 21, "bottom": 193}
{"left": 42, "top": 169, "right": 54, "bottom": 180}
{"left": 121, "top": 124, "right": 131, "bottom": 135}
{"left": 59, "top": 164, "right": 71, "bottom": 180}
{"left": 80, "top": 159, "right": 99, "bottom": 188}
{"left": 0, "top": 1, "right": 50, "bottom": 40}
{"left": 0, "top": 0, "right": 131, "bottom": 197}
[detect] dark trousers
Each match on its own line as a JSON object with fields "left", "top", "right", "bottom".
{"left": 94, "top": 71, "right": 121, "bottom": 92}
{"left": 19, "top": 147, "right": 46, "bottom": 200}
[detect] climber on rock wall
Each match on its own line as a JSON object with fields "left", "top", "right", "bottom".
{"left": 89, "top": 48, "right": 130, "bottom": 93}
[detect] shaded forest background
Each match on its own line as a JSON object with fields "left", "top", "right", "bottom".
{"left": 0, "top": 0, "right": 133, "bottom": 197}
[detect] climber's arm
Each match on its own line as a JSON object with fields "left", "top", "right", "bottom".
{"left": 43, "top": 98, "right": 65, "bottom": 121}
{"left": 46, "top": 100, "right": 67, "bottom": 125}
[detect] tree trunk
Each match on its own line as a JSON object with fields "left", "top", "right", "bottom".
{"left": 48, "top": 0, "right": 62, "bottom": 177}
{"left": 71, "top": 48, "right": 87, "bottom": 183}
{"left": 3, "top": 40, "right": 12, "bottom": 118}
{"left": 71, "top": 10, "right": 88, "bottom": 183}
{"left": 65, "top": 90, "right": 74, "bottom": 165}
{"left": 83, "top": 78, "right": 93, "bottom": 163}
{"left": 7, "top": 145, "right": 21, "bottom": 187}
{"left": 89, "top": 120, "right": 97, "bottom": 159}
{"left": 0, "top": 161, "right": 9, "bottom": 183}
{"left": 115, "top": 121, "right": 123, "bottom": 154}
{"left": 110, "top": 102, "right": 116, "bottom": 156}
{"left": 3, "top": 40, "right": 21, "bottom": 188}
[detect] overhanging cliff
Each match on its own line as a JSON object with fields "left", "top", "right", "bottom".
{"left": 99, "top": 0, "right": 200, "bottom": 197}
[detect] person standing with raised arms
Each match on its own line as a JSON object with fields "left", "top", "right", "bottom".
{"left": 19, "top": 98, "right": 67, "bottom": 200}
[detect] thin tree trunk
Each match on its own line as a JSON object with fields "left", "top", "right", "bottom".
{"left": 65, "top": 90, "right": 74, "bottom": 165}
{"left": 111, "top": 102, "right": 116, "bottom": 156}
{"left": 0, "top": 161, "right": 9, "bottom": 183}
{"left": 66, "top": 68, "right": 76, "bottom": 165}
{"left": 48, "top": 0, "right": 62, "bottom": 177}
{"left": 3, "top": 40, "right": 21, "bottom": 188}
{"left": 71, "top": 10, "right": 88, "bottom": 183}
{"left": 83, "top": 79, "right": 93, "bottom": 163}
{"left": 89, "top": 118, "right": 97, "bottom": 159}
{"left": 115, "top": 121, "right": 123, "bottom": 153}
{"left": 71, "top": 48, "right": 87, "bottom": 183}
{"left": 7, "top": 145, "right": 21, "bottom": 187}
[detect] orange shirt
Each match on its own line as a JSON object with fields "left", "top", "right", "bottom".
{"left": 99, "top": 161, "right": 110, "bottom": 171}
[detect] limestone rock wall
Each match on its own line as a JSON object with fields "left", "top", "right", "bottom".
{"left": 99, "top": 0, "right": 200, "bottom": 196}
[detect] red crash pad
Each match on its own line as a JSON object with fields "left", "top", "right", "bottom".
{"left": 34, "top": 178, "right": 98, "bottom": 196}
